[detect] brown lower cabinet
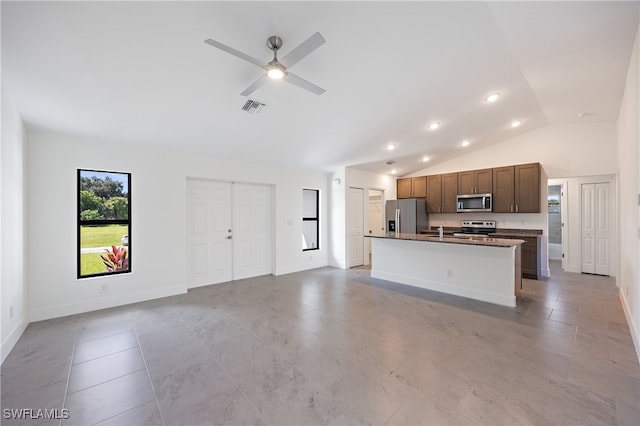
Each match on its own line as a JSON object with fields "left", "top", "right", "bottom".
{"left": 494, "top": 234, "right": 541, "bottom": 279}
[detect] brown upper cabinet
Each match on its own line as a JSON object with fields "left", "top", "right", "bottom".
{"left": 424, "top": 173, "right": 457, "bottom": 213}
{"left": 514, "top": 163, "right": 541, "bottom": 213}
{"left": 397, "top": 176, "right": 427, "bottom": 199}
{"left": 412, "top": 176, "right": 427, "bottom": 198}
{"left": 441, "top": 173, "right": 458, "bottom": 213}
{"left": 397, "top": 178, "right": 412, "bottom": 199}
{"left": 458, "top": 168, "right": 493, "bottom": 195}
{"left": 426, "top": 174, "right": 442, "bottom": 213}
{"left": 493, "top": 163, "right": 540, "bottom": 213}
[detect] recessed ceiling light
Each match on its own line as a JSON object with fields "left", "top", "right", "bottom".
{"left": 390, "top": 169, "right": 397, "bottom": 175}
{"left": 386, "top": 143, "right": 396, "bottom": 151}
{"left": 427, "top": 122, "right": 440, "bottom": 131}
{"left": 485, "top": 93, "right": 500, "bottom": 103}
{"left": 461, "top": 140, "right": 471, "bottom": 147}
{"left": 421, "top": 155, "right": 430, "bottom": 163}
{"left": 509, "top": 120, "right": 522, "bottom": 128}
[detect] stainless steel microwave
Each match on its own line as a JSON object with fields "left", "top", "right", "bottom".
{"left": 456, "top": 193, "right": 492, "bottom": 212}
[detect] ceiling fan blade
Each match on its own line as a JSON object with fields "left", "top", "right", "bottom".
{"left": 280, "top": 32, "right": 325, "bottom": 68}
{"left": 240, "top": 75, "right": 268, "bottom": 96}
{"left": 284, "top": 72, "right": 325, "bottom": 95}
{"left": 204, "top": 39, "right": 265, "bottom": 68}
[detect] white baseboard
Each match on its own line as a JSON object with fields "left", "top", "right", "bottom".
{"left": 274, "top": 260, "right": 329, "bottom": 276}
{"left": 619, "top": 288, "right": 640, "bottom": 363}
{"left": 28, "top": 283, "right": 187, "bottom": 322}
{"left": 1, "top": 318, "right": 28, "bottom": 364}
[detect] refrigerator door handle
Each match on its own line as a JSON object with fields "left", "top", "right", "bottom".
{"left": 395, "top": 209, "right": 400, "bottom": 234}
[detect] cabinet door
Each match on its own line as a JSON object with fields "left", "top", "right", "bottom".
{"left": 441, "top": 173, "right": 458, "bottom": 213}
{"left": 493, "top": 166, "right": 515, "bottom": 212}
{"left": 397, "top": 178, "right": 412, "bottom": 199}
{"left": 514, "top": 163, "right": 540, "bottom": 213}
{"left": 475, "top": 168, "right": 493, "bottom": 193}
{"left": 520, "top": 237, "right": 540, "bottom": 279}
{"left": 426, "top": 174, "right": 442, "bottom": 213}
{"left": 457, "top": 171, "right": 474, "bottom": 194}
{"left": 412, "top": 176, "right": 427, "bottom": 198}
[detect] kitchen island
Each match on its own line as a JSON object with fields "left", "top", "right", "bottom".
{"left": 367, "top": 233, "right": 524, "bottom": 307}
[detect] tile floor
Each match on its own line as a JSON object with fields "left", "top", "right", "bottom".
{"left": 1, "top": 261, "right": 638, "bottom": 425}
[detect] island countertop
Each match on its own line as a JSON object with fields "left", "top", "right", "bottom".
{"left": 367, "top": 232, "right": 524, "bottom": 248}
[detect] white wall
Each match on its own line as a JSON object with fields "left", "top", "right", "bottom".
{"left": 617, "top": 26, "right": 639, "bottom": 359}
{"left": 26, "top": 130, "right": 329, "bottom": 321}
{"left": 407, "top": 122, "right": 618, "bottom": 179}
{"left": 328, "top": 166, "right": 395, "bottom": 269}
{"left": 1, "top": 87, "right": 28, "bottom": 363}
{"left": 328, "top": 169, "right": 346, "bottom": 269}
{"left": 345, "top": 167, "right": 396, "bottom": 266}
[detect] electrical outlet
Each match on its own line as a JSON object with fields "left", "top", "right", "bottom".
{"left": 99, "top": 283, "right": 107, "bottom": 294}
{"left": 447, "top": 269, "right": 453, "bottom": 277}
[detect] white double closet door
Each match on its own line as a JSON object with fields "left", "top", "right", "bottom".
{"left": 581, "top": 182, "right": 610, "bottom": 275}
{"left": 187, "top": 179, "right": 272, "bottom": 288}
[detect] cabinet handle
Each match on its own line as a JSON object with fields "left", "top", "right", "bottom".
{"left": 516, "top": 205, "right": 519, "bottom": 213}
{"left": 510, "top": 205, "right": 514, "bottom": 212}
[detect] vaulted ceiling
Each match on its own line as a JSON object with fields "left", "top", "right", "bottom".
{"left": 2, "top": 1, "right": 638, "bottom": 175}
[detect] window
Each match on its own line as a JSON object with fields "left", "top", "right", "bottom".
{"left": 302, "top": 189, "right": 319, "bottom": 251}
{"left": 78, "top": 169, "right": 131, "bottom": 278}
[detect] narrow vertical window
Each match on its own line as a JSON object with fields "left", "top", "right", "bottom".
{"left": 78, "top": 169, "right": 131, "bottom": 278}
{"left": 302, "top": 189, "right": 319, "bottom": 251}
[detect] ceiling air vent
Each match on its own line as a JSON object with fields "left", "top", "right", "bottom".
{"left": 241, "top": 99, "right": 266, "bottom": 114}
{"left": 386, "top": 160, "right": 396, "bottom": 165}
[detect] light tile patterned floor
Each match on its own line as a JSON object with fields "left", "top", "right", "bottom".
{"left": 1, "top": 261, "right": 638, "bottom": 425}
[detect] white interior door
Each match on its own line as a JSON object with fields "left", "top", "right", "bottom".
{"left": 187, "top": 180, "right": 272, "bottom": 288}
{"left": 232, "top": 183, "right": 272, "bottom": 280}
{"left": 348, "top": 187, "right": 364, "bottom": 267}
{"left": 187, "top": 180, "right": 232, "bottom": 287}
{"left": 594, "top": 183, "right": 610, "bottom": 275}
{"left": 367, "top": 189, "right": 384, "bottom": 263}
{"left": 581, "top": 182, "right": 610, "bottom": 275}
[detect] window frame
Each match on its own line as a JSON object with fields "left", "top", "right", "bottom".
{"left": 302, "top": 188, "right": 319, "bottom": 251}
{"left": 77, "top": 168, "right": 132, "bottom": 279}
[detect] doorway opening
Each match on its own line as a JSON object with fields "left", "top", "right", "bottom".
{"left": 548, "top": 185, "right": 562, "bottom": 262}
{"left": 367, "top": 189, "right": 385, "bottom": 265}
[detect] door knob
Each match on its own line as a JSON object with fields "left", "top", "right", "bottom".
{"left": 226, "top": 235, "right": 232, "bottom": 239}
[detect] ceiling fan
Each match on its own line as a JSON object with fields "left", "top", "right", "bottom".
{"left": 204, "top": 32, "right": 326, "bottom": 96}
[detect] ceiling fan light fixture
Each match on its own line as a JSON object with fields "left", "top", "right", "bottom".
{"left": 267, "top": 64, "right": 285, "bottom": 80}
{"left": 485, "top": 93, "right": 500, "bottom": 103}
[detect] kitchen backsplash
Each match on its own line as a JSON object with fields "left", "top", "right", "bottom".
{"left": 427, "top": 212, "right": 545, "bottom": 232}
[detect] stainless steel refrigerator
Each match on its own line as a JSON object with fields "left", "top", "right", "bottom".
{"left": 385, "top": 199, "right": 428, "bottom": 234}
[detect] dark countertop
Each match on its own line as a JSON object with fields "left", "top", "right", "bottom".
{"left": 420, "top": 227, "right": 542, "bottom": 238}
{"left": 367, "top": 232, "right": 524, "bottom": 248}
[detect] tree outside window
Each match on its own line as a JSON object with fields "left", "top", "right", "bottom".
{"left": 78, "top": 169, "right": 131, "bottom": 278}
